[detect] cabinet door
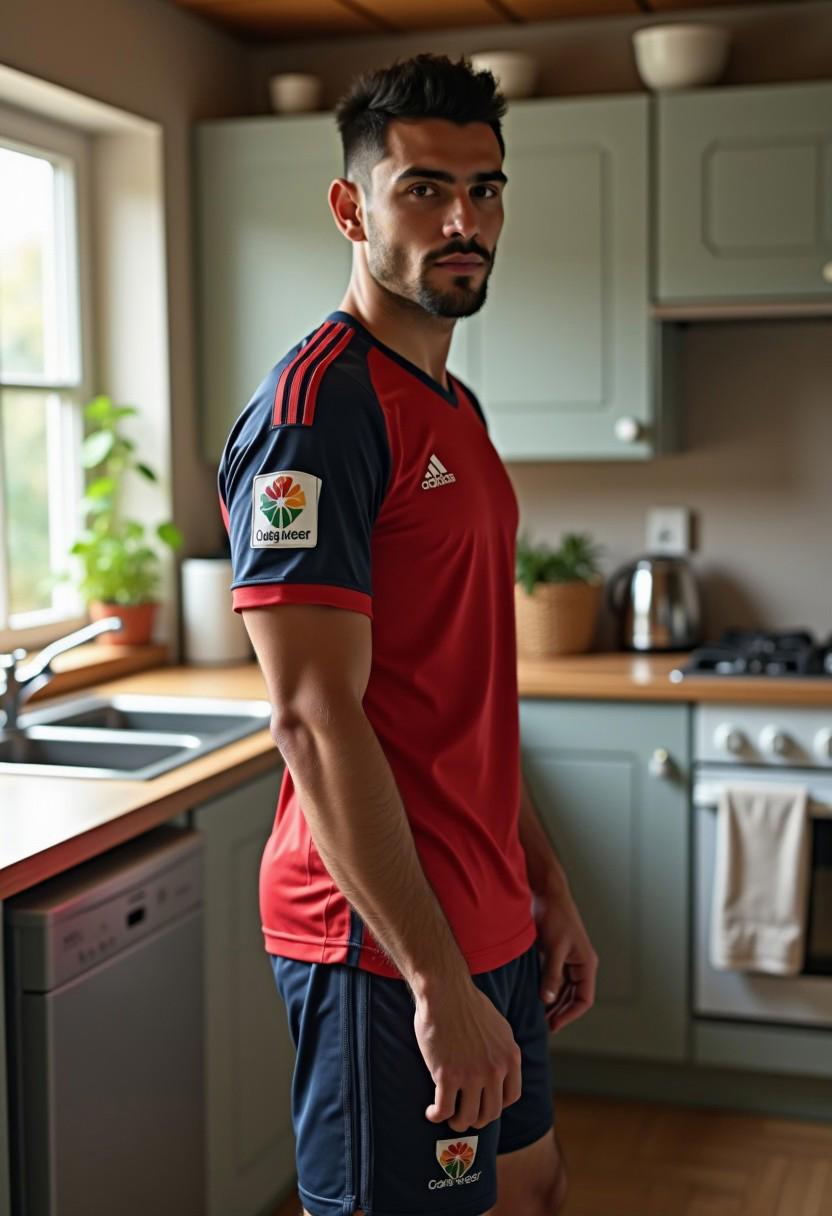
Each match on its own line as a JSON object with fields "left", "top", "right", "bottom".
{"left": 195, "top": 115, "right": 350, "bottom": 464}
{"left": 450, "top": 95, "right": 666, "bottom": 459}
{"left": 520, "top": 699, "right": 690, "bottom": 1061}
{"left": 194, "top": 767, "right": 297, "bottom": 1216}
{"left": 657, "top": 80, "right": 832, "bottom": 302}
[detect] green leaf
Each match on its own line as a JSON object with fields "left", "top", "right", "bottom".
{"left": 81, "top": 429, "right": 115, "bottom": 468}
{"left": 85, "top": 476, "right": 116, "bottom": 499}
{"left": 135, "top": 462, "right": 157, "bottom": 482}
{"left": 156, "top": 521, "right": 183, "bottom": 549}
{"left": 124, "top": 520, "right": 145, "bottom": 540}
{"left": 83, "top": 395, "right": 113, "bottom": 421}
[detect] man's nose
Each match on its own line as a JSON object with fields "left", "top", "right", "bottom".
{"left": 441, "top": 192, "right": 479, "bottom": 241}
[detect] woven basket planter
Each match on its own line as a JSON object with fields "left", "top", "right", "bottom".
{"left": 514, "top": 576, "right": 603, "bottom": 659}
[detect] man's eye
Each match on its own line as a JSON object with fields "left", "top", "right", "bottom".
{"left": 474, "top": 185, "right": 499, "bottom": 199}
{"left": 409, "top": 184, "right": 437, "bottom": 197}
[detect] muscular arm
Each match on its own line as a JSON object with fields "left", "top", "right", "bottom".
{"left": 243, "top": 601, "right": 473, "bottom": 1005}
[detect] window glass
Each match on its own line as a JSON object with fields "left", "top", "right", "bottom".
{"left": 1, "top": 388, "right": 52, "bottom": 615}
{"left": 0, "top": 145, "right": 57, "bottom": 379}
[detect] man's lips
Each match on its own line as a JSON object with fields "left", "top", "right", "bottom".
{"left": 434, "top": 256, "right": 486, "bottom": 270}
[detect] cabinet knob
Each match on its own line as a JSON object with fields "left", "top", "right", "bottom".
{"left": 822, "top": 261, "right": 832, "bottom": 285}
{"left": 614, "top": 416, "right": 644, "bottom": 444}
{"left": 649, "top": 747, "right": 674, "bottom": 778}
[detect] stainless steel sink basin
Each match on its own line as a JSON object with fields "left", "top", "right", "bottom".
{"left": 0, "top": 693, "right": 272, "bottom": 780}
{"left": 0, "top": 726, "right": 201, "bottom": 778}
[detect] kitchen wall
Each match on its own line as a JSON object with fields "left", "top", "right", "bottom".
{"left": 2, "top": 1, "right": 830, "bottom": 652}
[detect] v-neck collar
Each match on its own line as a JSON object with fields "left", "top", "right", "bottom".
{"left": 326, "top": 309, "right": 459, "bottom": 408}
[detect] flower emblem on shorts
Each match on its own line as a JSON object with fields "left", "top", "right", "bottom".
{"left": 436, "top": 1136, "right": 478, "bottom": 1179}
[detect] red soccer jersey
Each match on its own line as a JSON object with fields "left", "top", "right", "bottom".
{"left": 217, "top": 310, "right": 536, "bottom": 978}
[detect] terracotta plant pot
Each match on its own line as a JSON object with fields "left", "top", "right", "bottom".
{"left": 514, "top": 577, "right": 603, "bottom": 659}
{"left": 88, "top": 599, "right": 157, "bottom": 646}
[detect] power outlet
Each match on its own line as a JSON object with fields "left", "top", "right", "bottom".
{"left": 646, "top": 506, "right": 692, "bottom": 555}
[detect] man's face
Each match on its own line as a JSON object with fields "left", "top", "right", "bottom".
{"left": 361, "top": 117, "right": 506, "bottom": 319}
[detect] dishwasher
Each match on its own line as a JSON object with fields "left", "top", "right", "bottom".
{"left": 4, "top": 823, "right": 204, "bottom": 1216}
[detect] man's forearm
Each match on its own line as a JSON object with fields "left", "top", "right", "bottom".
{"left": 518, "top": 770, "right": 570, "bottom": 896}
{"left": 274, "top": 702, "right": 471, "bottom": 1004}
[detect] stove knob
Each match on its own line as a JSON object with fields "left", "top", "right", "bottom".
{"left": 714, "top": 723, "right": 747, "bottom": 755}
{"left": 759, "top": 724, "right": 791, "bottom": 757}
{"left": 814, "top": 729, "right": 832, "bottom": 762}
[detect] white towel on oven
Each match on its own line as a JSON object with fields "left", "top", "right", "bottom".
{"left": 709, "top": 781, "right": 811, "bottom": 976}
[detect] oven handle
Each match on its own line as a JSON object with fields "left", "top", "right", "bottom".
{"left": 693, "top": 780, "right": 832, "bottom": 819}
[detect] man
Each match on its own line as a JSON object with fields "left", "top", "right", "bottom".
{"left": 218, "top": 53, "right": 597, "bottom": 1216}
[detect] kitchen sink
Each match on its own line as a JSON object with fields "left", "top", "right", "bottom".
{"left": 0, "top": 726, "right": 201, "bottom": 777}
{"left": 0, "top": 693, "right": 273, "bottom": 780}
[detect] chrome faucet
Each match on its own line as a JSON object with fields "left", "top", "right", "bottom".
{"left": 0, "top": 615, "right": 124, "bottom": 732}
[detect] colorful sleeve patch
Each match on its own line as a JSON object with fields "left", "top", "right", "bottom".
{"left": 251, "top": 469, "right": 321, "bottom": 549}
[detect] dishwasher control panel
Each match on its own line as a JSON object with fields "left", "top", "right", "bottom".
{"left": 5, "top": 824, "right": 202, "bottom": 991}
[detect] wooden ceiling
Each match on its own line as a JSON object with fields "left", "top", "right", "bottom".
{"left": 168, "top": 0, "right": 800, "bottom": 42}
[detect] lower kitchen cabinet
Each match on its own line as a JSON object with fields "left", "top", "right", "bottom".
{"left": 520, "top": 698, "right": 691, "bottom": 1062}
{"left": 194, "top": 767, "right": 297, "bottom": 1216}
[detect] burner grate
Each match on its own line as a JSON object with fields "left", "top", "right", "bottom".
{"left": 675, "top": 628, "right": 832, "bottom": 679}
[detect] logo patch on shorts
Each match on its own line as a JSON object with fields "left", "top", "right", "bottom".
{"left": 428, "top": 1137, "right": 482, "bottom": 1190}
{"left": 251, "top": 469, "right": 321, "bottom": 548}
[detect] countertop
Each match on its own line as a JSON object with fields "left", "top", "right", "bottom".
{"left": 2, "top": 651, "right": 831, "bottom": 902}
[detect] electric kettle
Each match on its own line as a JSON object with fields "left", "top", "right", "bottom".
{"left": 607, "top": 554, "right": 703, "bottom": 652}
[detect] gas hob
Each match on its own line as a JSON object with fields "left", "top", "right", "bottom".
{"left": 670, "top": 629, "right": 832, "bottom": 682}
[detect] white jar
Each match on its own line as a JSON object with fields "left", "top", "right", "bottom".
{"left": 180, "top": 557, "right": 252, "bottom": 665}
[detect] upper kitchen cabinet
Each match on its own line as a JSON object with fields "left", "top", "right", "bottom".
{"left": 450, "top": 94, "right": 677, "bottom": 460}
{"left": 195, "top": 114, "right": 349, "bottom": 464}
{"left": 656, "top": 80, "right": 832, "bottom": 306}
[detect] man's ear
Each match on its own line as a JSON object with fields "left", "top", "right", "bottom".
{"left": 328, "top": 178, "right": 367, "bottom": 243}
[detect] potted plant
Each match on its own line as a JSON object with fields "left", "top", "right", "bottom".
{"left": 515, "top": 531, "right": 605, "bottom": 659}
{"left": 56, "top": 395, "right": 183, "bottom": 645}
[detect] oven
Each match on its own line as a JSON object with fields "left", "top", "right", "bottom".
{"left": 692, "top": 705, "right": 832, "bottom": 1031}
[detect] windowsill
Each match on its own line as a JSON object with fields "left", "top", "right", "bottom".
{"left": 23, "top": 641, "right": 170, "bottom": 705}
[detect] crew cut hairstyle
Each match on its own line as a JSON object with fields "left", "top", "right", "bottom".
{"left": 334, "top": 53, "right": 507, "bottom": 187}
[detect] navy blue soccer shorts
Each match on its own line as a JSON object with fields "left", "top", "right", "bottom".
{"left": 269, "top": 939, "right": 556, "bottom": 1216}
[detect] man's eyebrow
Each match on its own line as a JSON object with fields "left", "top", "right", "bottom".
{"left": 394, "top": 166, "right": 508, "bottom": 185}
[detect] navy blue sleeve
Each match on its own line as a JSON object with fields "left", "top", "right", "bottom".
{"left": 218, "top": 363, "right": 391, "bottom": 618}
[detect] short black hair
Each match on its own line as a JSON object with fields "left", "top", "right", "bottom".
{"left": 334, "top": 53, "right": 507, "bottom": 188}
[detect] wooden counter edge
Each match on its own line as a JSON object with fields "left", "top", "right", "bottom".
{"left": 0, "top": 734, "right": 281, "bottom": 902}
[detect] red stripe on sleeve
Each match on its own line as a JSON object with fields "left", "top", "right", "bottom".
{"left": 285, "top": 322, "right": 346, "bottom": 426}
{"left": 302, "top": 328, "right": 355, "bottom": 426}
{"left": 231, "top": 582, "right": 372, "bottom": 618}
{"left": 218, "top": 491, "right": 230, "bottom": 534}
{"left": 271, "top": 322, "right": 334, "bottom": 428}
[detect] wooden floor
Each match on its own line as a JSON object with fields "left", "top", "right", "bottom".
{"left": 270, "top": 1093, "right": 832, "bottom": 1216}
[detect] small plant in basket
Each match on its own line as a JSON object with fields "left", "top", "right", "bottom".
{"left": 515, "top": 532, "right": 605, "bottom": 658}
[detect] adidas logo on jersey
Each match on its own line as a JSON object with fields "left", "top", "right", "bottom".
{"left": 421, "top": 453, "right": 456, "bottom": 490}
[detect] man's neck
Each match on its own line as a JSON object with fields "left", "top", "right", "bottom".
{"left": 337, "top": 286, "right": 456, "bottom": 392}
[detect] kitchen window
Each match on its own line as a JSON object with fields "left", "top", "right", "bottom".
{"left": 0, "top": 104, "right": 91, "bottom": 652}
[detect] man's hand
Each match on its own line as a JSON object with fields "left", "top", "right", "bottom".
{"left": 532, "top": 880, "right": 598, "bottom": 1034}
{"left": 413, "top": 974, "right": 523, "bottom": 1133}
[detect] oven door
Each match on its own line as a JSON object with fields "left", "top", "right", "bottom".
{"left": 693, "top": 765, "right": 832, "bottom": 1029}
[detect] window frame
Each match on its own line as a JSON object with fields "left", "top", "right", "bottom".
{"left": 0, "top": 102, "right": 94, "bottom": 654}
